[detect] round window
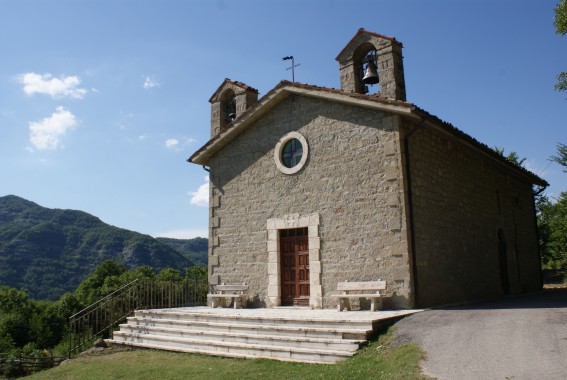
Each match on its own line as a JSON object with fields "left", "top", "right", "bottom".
{"left": 281, "top": 138, "right": 303, "bottom": 168}
{"left": 274, "top": 132, "right": 309, "bottom": 175}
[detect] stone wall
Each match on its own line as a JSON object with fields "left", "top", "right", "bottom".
{"left": 404, "top": 120, "right": 541, "bottom": 307}
{"left": 208, "top": 95, "right": 413, "bottom": 309}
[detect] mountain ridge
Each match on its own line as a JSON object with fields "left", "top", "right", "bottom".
{"left": 0, "top": 195, "right": 207, "bottom": 300}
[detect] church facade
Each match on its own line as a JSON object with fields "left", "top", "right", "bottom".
{"left": 189, "top": 29, "right": 547, "bottom": 309}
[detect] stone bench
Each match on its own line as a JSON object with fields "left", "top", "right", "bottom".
{"left": 207, "top": 283, "right": 248, "bottom": 309}
{"left": 331, "top": 280, "right": 386, "bottom": 311}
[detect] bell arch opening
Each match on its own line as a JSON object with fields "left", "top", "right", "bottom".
{"left": 219, "top": 89, "right": 237, "bottom": 130}
{"left": 353, "top": 43, "right": 380, "bottom": 95}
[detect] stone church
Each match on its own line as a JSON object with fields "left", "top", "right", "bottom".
{"left": 189, "top": 29, "right": 547, "bottom": 309}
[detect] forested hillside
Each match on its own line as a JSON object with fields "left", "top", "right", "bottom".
{"left": 156, "top": 237, "right": 208, "bottom": 266}
{"left": 0, "top": 195, "right": 206, "bottom": 300}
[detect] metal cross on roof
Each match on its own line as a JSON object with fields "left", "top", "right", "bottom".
{"left": 282, "top": 56, "right": 300, "bottom": 82}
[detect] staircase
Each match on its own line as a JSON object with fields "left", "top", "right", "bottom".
{"left": 111, "top": 307, "right": 418, "bottom": 364}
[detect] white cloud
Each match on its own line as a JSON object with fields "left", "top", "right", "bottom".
{"left": 138, "top": 135, "right": 147, "bottom": 140}
{"left": 152, "top": 228, "right": 208, "bottom": 239}
{"left": 19, "top": 72, "right": 87, "bottom": 99}
{"left": 165, "top": 138, "right": 179, "bottom": 148}
{"left": 189, "top": 176, "right": 209, "bottom": 207}
{"left": 28, "top": 106, "right": 77, "bottom": 150}
{"left": 165, "top": 137, "right": 196, "bottom": 151}
{"left": 143, "top": 76, "right": 160, "bottom": 89}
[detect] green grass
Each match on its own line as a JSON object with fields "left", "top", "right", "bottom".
{"left": 24, "top": 327, "right": 430, "bottom": 380}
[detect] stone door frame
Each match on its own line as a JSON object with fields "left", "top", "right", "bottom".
{"left": 267, "top": 213, "right": 322, "bottom": 308}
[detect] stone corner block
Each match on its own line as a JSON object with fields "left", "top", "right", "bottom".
{"left": 208, "top": 274, "right": 219, "bottom": 285}
{"left": 208, "top": 255, "right": 219, "bottom": 266}
{"left": 385, "top": 167, "right": 399, "bottom": 181}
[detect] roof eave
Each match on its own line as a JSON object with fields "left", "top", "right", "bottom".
{"left": 190, "top": 83, "right": 416, "bottom": 165}
{"left": 190, "top": 83, "right": 547, "bottom": 188}
{"left": 408, "top": 108, "right": 548, "bottom": 187}
{"left": 190, "top": 85, "right": 291, "bottom": 165}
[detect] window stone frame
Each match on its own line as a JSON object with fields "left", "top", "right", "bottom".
{"left": 274, "top": 131, "right": 309, "bottom": 175}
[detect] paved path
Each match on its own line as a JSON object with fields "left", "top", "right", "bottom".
{"left": 394, "top": 289, "right": 567, "bottom": 380}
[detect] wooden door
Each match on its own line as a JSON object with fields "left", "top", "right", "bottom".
{"left": 280, "top": 228, "right": 310, "bottom": 306}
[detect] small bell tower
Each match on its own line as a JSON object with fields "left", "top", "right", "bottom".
{"left": 209, "top": 79, "right": 259, "bottom": 137}
{"left": 336, "top": 28, "right": 406, "bottom": 101}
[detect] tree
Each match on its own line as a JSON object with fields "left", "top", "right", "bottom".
{"left": 156, "top": 268, "right": 182, "bottom": 281}
{"left": 29, "top": 300, "right": 66, "bottom": 349}
{"left": 0, "top": 287, "right": 34, "bottom": 348}
{"left": 538, "top": 192, "right": 567, "bottom": 268}
{"left": 493, "top": 147, "right": 526, "bottom": 166}
{"left": 556, "top": 0, "right": 567, "bottom": 36}
{"left": 186, "top": 265, "right": 207, "bottom": 282}
{"left": 538, "top": 142, "right": 567, "bottom": 270}
{"left": 550, "top": 142, "right": 567, "bottom": 172}
{"left": 75, "top": 260, "right": 126, "bottom": 305}
{"left": 186, "top": 265, "right": 208, "bottom": 297}
{"left": 554, "top": 1, "right": 567, "bottom": 92}
{"left": 57, "top": 292, "right": 83, "bottom": 320}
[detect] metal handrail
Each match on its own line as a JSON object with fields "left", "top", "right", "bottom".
{"left": 67, "top": 278, "right": 207, "bottom": 358}
{"left": 68, "top": 279, "right": 141, "bottom": 358}
{"left": 69, "top": 279, "right": 140, "bottom": 321}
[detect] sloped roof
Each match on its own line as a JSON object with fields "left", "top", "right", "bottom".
{"left": 189, "top": 81, "right": 547, "bottom": 187}
{"left": 208, "top": 78, "right": 259, "bottom": 103}
{"left": 335, "top": 28, "right": 403, "bottom": 62}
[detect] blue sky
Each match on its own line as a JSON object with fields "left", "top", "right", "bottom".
{"left": 1, "top": 0, "right": 565, "bottom": 239}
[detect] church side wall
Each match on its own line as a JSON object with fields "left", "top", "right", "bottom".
{"left": 207, "top": 96, "right": 413, "bottom": 309}
{"left": 405, "top": 120, "right": 542, "bottom": 307}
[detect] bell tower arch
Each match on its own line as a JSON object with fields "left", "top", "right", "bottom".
{"left": 209, "top": 79, "right": 259, "bottom": 137}
{"left": 336, "top": 28, "right": 406, "bottom": 101}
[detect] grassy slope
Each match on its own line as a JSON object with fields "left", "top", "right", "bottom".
{"left": 25, "top": 327, "right": 430, "bottom": 380}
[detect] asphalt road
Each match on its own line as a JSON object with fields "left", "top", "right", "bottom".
{"left": 394, "top": 289, "right": 567, "bottom": 380}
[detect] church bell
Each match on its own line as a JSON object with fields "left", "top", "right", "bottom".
{"left": 362, "top": 61, "right": 379, "bottom": 85}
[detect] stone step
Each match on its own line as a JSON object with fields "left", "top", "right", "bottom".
{"left": 125, "top": 315, "right": 371, "bottom": 340}
{"left": 111, "top": 331, "right": 354, "bottom": 364}
{"left": 135, "top": 308, "right": 374, "bottom": 330}
{"left": 111, "top": 307, "right": 423, "bottom": 364}
{"left": 115, "top": 323, "right": 364, "bottom": 351}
